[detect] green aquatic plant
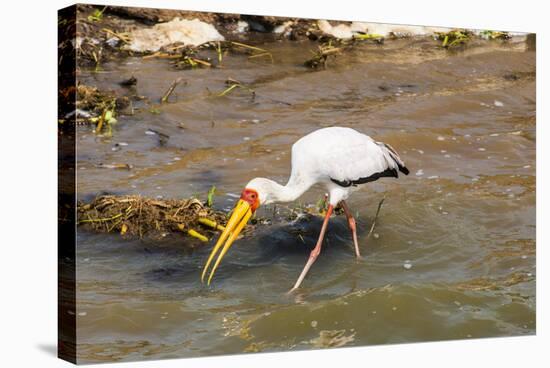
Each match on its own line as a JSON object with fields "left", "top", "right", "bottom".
{"left": 479, "top": 30, "right": 511, "bottom": 40}
{"left": 176, "top": 55, "right": 212, "bottom": 69}
{"left": 436, "top": 29, "right": 473, "bottom": 48}
{"left": 87, "top": 6, "right": 107, "bottom": 22}
{"left": 316, "top": 195, "right": 329, "bottom": 215}
{"left": 207, "top": 185, "right": 216, "bottom": 207}
{"left": 353, "top": 33, "right": 384, "bottom": 41}
{"left": 93, "top": 99, "right": 116, "bottom": 135}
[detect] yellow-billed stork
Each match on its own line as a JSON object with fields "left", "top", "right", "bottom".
{"left": 201, "top": 127, "right": 409, "bottom": 291}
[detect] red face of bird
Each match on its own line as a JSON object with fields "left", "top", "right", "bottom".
{"left": 201, "top": 188, "right": 261, "bottom": 285}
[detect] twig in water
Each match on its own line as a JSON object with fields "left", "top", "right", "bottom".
{"left": 143, "top": 52, "right": 181, "bottom": 60}
{"left": 216, "top": 41, "right": 223, "bottom": 65}
{"left": 218, "top": 84, "right": 239, "bottom": 96}
{"left": 94, "top": 99, "right": 116, "bottom": 134}
{"left": 230, "top": 41, "right": 268, "bottom": 53}
{"left": 102, "top": 28, "right": 131, "bottom": 44}
{"left": 189, "top": 57, "right": 212, "bottom": 67}
{"left": 173, "top": 55, "right": 212, "bottom": 69}
{"left": 78, "top": 212, "right": 123, "bottom": 224}
{"left": 248, "top": 52, "right": 274, "bottom": 63}
{"left": 160, "top": 78, "right": 184, "bottom": 103}
{"left": 366, "top": 197, "right": 385, "bottom": 239}
{"left": 230, "top": 41, "right": 273, "bottom": 63}
{"left": 95, "top": 108, "right": 106, "bottom": 133}
{"left": 218, "top": 78, "right": 255, "bottom": 98}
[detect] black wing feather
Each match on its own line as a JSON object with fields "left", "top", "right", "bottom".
{"left": 331, "top": 167, "right": 399, "bottom": 187}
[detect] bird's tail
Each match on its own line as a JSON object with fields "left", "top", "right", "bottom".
{"left": 378, "top": 142, "right": 410, "bottom": 175}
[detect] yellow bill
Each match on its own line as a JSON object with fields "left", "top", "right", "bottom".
{"left": 201, "top": 199, "right": 252, "bottom": 285}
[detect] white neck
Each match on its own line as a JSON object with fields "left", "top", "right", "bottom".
{"left": 265, "top": 173, "right": 313, "bottom": 204}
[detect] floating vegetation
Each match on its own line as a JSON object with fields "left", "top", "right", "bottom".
{"left": 303, "top": 31, "right": 387, "bottom": 70}
{"left": 69, "top": 84, "right": 129, "bottom": 131}
{"left": 142, "top": 40, "right": 271, "bottom": 69}
{"left": 77, "top": 195, "right": 237, "bottom": 243}
{"left": 437, "top": 29, "right": 510, "bottom": 49}
{"left": 436, "top": 29, "right": 473, "bottom": 48}
{"left": 76, "top": 84, "right": 114, "bottom": 113}
{"left": 479, "top": 30, "right": 511, "bottom": 40}
{"left": 353, "top": 33, "right": 384, "bottom": 42}
{"left": 94, "top": 99, "right": 117, "bottom": 135}
{"left": 218, "top": 78, "right": 256, "bottom": 98}
{"left": 304, "top": 41, "right": 342, "bottom": 69}
{"left": 173, "top": 53, "right": 213, "bottom": 69}
{"left": 140, "top": 44, "right": 214, "bottom": 68}
{"left": 87, "top": 6, "right": 107, "bottom": 22}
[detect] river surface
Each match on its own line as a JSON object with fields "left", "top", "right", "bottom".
{"left": 75, "top": 35, "right": 536, "bottom": 363}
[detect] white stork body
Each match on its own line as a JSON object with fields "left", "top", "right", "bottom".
{"left": 248, "top": 126, "right": 409, "bottom": 207}
{"left": 201, "top": 127, "right": 409, "bottom": 291}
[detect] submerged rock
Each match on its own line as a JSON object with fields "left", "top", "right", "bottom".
{"left": 125, "top": 18, "right": 225, "bottom": 52}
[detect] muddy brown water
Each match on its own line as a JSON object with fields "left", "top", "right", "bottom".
{"left": 75, "top": 36, "right": 535, "bottom": 363}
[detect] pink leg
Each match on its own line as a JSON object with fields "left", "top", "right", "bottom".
{"left": 340, "top": 200, "right": 361, "bottom": 258}
{"left": 289, "top": 205, "right": 334, "bottom": 292}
